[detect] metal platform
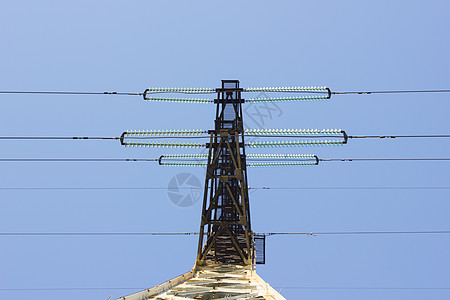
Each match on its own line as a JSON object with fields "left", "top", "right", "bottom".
{"left": 116, "top": 264, "right": 286, "bottom": 300}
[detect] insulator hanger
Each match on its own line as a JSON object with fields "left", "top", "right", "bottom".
{"left": 158, "top": 154, "right": 320, "bottom": 167}
{"left": 142, "top": 86, "right": 331, "bottom": 103}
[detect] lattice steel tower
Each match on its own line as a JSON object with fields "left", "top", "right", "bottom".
{"left": 196, "top": 80, "right": 253, "bottom": 266}
{"left": 115, "top": 80, "right": 329, "bottom": 299}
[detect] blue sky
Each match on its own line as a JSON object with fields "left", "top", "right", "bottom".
{"left": 0, "top": 1, "right": 449, "bottom": 299}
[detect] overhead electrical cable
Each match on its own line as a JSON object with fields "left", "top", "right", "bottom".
{"left": 331, "top": 89, "right": 450, "bottom": 95}
{"left": 1, "top": 157, "right": 450, "bottom": 164}
{"left": 1, "top": 230, "right": 449, "bottom": 236}
{"left": 0, "top": 136, "right": 121, "bottom": 140}
{"left": 319, "top": 158, "right": 450, "bottom": 162}
{"left": 0, "top": 134, "right": 450, "bottom": 140}
{"left": 0, "top": 136, "right": 211, "bottom": 140}
{"left": 273, "top": 286, "right": 450, "bottom": 291}
{"left": 0, "top": 287, "right": 144, "bottom": 291}
{"left": 0, "top": 90, "right": 143, "bottom": 96}
{"left": 265, "top": 230, "right": 450, "bottom": 236}
{"left": 2, "top": 134, "right": 450, "bottom": 140}
{"left": 0, "top": 158, "right": 160, "bottom": 162}
{"left": 250, "top": 186, "right": 450, "bottom": 190}
{"left": 0, "top": 186, "right": 448, "bottom": 191}
{"left": 2, "top": 286, "right": 449, "bottom": 291}
{"left": 347, "top": 134, "right": 450, "bottom": 139}
{"left": 0, "top": 232, "right": 199, "bottom": 236}
{"left": 1, "top": 88, "right": 450, "bottom": 100}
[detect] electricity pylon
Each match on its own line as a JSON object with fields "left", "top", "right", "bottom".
{"left": 116, "top": 80, "right": 286, "bottom": 299}
{"left": 196, "top": 80, "right": 252, "bottom": 266}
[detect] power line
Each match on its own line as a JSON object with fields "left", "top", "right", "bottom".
{"left": 1, "top": 286, "right": 449, "bottom": 291}
{"left": 265, "top": 231, "right": 450, "bottom": 236}
{"left": 0, "top": 158, "right": 307, "bottom": 163}
{"left": 0, "top": 90, "right": 143, "bottom": 96}
{"left": 0, "top": 187, "right": 191, "bottom": 190}
{"left": 0, "top": 287, "right": 142, "bottom": 291}
{"left": 0, "top": 136, "right": 208, "bottom": 140}
{"left": 0, "top": 89, "right": 215, "bottom": 96}
{"left": 1, "top": 88, "right": 450, "bottom": 97}
{"left": 348, "top": 135, "right": 450, "bottom": 139}
{"left": 2, "top": 134, "right": 450, "bottom": 140}
{"left": 319, "top": 158, "right": 450, "bottom": 162}
{"left": 0, "top": 136, "right": 120, "bottom": 140}
{"left": 331, "top": 89, "right": 450, "bottom": 95}
{"left": 1, "top": 157, "right": 449, "bottom": 163}
{"left": 1, "top": 230, "right": 449, "bottom": 236}
{"left": 251, "top": 186, "right": 450, "bottom": 190}
{"left": 0, "top": 186, "right": 448, "bottom": 191}
{"left": 275, "top": 286, "right": 450, "bottom": 290}
{"left": 0, "top": 232, "right": 199, "bottom": 236}
{"left": 0, "top": 158, "right": 159, "bottom": 162}
{"left": 236, "top": 158, "right": 450, "bottom": 162}
{"left": 249, "top": 134, "right": 450, "bottom": 139}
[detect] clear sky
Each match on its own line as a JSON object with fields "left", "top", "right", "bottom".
{"left": 0, "top": 1, "right": 449, "bottom": 299}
